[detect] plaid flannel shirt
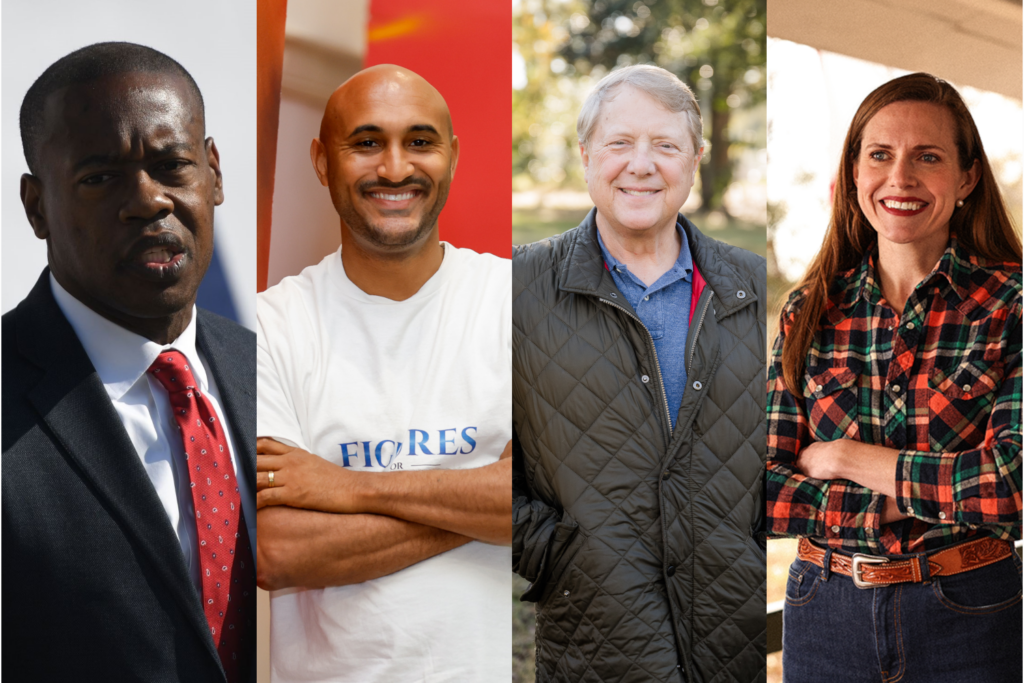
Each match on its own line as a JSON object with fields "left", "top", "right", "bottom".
{"left": 767, "top": 238, "right": 1022, "bottom": 555}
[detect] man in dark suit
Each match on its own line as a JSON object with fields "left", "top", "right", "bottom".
{"left": 2, "top": 43, "right": 255, "bottom": 683}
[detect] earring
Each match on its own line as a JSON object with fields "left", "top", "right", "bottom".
{"left": 956, "top": 199, "right": 964, "bottom": 207}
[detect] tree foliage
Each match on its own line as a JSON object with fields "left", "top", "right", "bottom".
{"left": 514, "top": 0, "right": 766, "bottom": 212}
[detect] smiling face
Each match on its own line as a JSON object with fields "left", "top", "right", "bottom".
{"left": 581, "top": 85, "right": 702, "bottom": 239}
{"left": 22, "top": 71, "right": 221, "bottom": 339}
{"left": 312, "top": 67, "right": 458, "bottom": 253}
{"left": 853, "top": 100, "right": 979, "bottom": 255}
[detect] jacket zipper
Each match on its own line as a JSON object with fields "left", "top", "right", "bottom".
{"left": 602, "top": 291, "right": 713, "bottom": 683}
{"left": 601, "top": 297, "right": 689, "bottom": 675}
{"left": 599, "top": 298, "right": 673, "bottom": 443}
{"left": 680, "top": 287, "right": 713, "bottom": 683}
{"left": 687, "top": 290, "right": 714, "bottom": 377}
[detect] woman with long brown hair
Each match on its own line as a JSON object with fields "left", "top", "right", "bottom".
{"left": 767, "top": 72, "right": 1022, "bottom": 681}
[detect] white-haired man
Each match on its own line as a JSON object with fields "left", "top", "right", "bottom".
{"left": 512, "top": 64, "right": 767, "bottom": 683}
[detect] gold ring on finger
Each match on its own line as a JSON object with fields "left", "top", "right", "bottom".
{"left": 269, "top": 471, "right": 275, "bottom": 488}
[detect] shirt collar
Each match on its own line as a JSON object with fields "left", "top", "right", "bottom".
{"left": 596, "top": 220, "right": 693, "bottom": 285}
{"left": 852, "top": 236, "right": 970, "bottom": 307}
{"left": 50, "top": 274, "right": 207, "bottom": 401}
{"left": 930, "top": 236, "right": 974, "bottom": 303}
{"left": 855, "top": 249, "right": 884, "bottom": 308}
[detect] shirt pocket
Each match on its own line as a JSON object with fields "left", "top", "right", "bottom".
{"left": 804, "top": 365, "right": 861, "bottom": 442}
{"left": 927, "top": 358, "right": 1003, "bottom": 451}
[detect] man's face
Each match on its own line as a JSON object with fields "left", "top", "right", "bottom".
{"left": 581, "top": 85, "right": 702, "bottom": 238}
{"left": 24, "top": 71, "right": 222, "bottom": 329}
{"left": 313, "top": 75, "right": 458, "bottom": 251}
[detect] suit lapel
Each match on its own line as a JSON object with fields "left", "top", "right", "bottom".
{"left": 196, "top": 310, "right": 256, "bottom": 493}
{"left": 17, "top": 273, "right": 224, "bottom": 671}
{"left": 196, "top": 311, "right": 256, "bottom": 683}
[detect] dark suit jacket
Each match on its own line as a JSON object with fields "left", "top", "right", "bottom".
{"left": 2, "top": 271, "right": 256, "bottom": 683}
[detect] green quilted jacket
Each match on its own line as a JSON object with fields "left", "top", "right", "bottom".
{"left": 512, "top": 210, "right": 767, "bottom": 683}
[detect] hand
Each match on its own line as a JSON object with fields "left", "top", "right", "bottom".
{"left": 256, "top": 437, "right": 366, "bottom": 512}
{"left": 795, "top": 440, "right": 846, "bottom": 481}
{"left": 796, "top": 439, "right": 901, "bottom": 499}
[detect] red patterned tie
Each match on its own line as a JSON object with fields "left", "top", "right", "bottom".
{"left": 149, "top": 350, "right": 254, "bottom": 682}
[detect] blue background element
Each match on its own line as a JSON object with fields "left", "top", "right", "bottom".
{"left": 196, "top": 242, "right": 239, "bottom": 323}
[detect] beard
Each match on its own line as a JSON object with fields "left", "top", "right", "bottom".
{"left": 333, "top": 175, "right": 451, "bottom": 251}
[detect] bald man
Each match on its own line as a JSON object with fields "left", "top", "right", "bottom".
{"left": 255, "top": 65, "right": 512, "bottom": 682}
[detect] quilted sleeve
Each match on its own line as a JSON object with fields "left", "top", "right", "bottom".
{"left": 765, "top": 296, "right": 886, "bottom": 553}
{"left": 512, "top": 429, "right": 568, "bottom": 593}
{"left": 894, "top": 309, "right": 1022, "bottom": 527}
{"left": 753, "top": 471, "right": 766, "bottom": 552}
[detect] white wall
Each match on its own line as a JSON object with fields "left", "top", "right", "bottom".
{"left": 265, "top": 0, "right": 368, "bottom": 288}
{"left": 266, "top": 96, "right": 351, "bottom": 286}
{"left": 1, "top": 0, "right": 257, "bottom": 328}
{"left": 287, "top": 0, "right": 367, "bottom": 55}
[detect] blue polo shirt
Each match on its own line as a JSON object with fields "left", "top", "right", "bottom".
{"left": 597, "top": 223, "right": 693, "bottom": 430}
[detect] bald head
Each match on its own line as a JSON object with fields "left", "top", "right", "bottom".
{"left": 309, "top": 64, "right": 460, "bottom": 256}
{"left": 320, "top": 65, "right": 453, "bottom": 145}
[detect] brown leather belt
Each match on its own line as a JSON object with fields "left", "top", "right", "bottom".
{"left": 797, "top": 536, "right": 1014, "bottom": 589}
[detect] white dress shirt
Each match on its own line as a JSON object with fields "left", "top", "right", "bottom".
{"left": 51, "top": 275, "right": 257, "bottom": 593}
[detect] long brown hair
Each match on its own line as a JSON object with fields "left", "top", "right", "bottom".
{"left": 780, "top": 72, "right": 1022, "bottom": 394}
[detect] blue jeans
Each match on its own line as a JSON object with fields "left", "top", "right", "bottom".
{"left": 782, "top": 545, "right": 1022, "bottom": 682}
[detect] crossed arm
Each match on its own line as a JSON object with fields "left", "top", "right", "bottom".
{"left": 255, "top": 438, "right": 512, "bottom": 592}
{"left": 795, "top": 440, "right": 909, "bottom": 524}
{"left": 766, "top": 305, "right": 1022, "bottom": 551}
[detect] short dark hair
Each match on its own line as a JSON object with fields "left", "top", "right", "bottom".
{"left": 20, "top": 41, "right": 205, "bottom": 174}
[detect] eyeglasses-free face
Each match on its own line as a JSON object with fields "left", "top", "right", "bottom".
{"left": 853, "top": 100, "right": 979, "bottom": 257}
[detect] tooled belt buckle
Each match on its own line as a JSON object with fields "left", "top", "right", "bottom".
{"left": 851, "top": 553, "right": 890, "bottom": 589}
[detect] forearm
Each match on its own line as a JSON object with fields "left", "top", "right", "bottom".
{"left": 827, "top": 439, "right": 1022, "bottom": 525}
{"left": 360, "top": 457, "right": 513, "bottom": 545}
{"left": 830, "top": 441, "right": 899, "bottom": 498}
{"left": 766, "top": 457, "right": 891, "bottom": 552}
{"left": 836, "top": 446, "right": 915, "bottom": 524}
{"left": 256, "top": 505, "right": 470, "bottom": 591}
{"left": 258, "top": 438, "right": 513, "bottom": 544}
{"left": 791, "top": 439, "right": 911, "bottom": 530}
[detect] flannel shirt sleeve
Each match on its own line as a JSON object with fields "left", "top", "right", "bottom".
{"left": 766, "top": 296, "right": 886, "bottom": 552}
{"left": 895, "top": 312, "right": 1023, "bottom": 527}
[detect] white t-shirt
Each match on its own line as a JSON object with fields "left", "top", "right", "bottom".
{"left": 257, "top": 244, "right": 512, "bottom": 683}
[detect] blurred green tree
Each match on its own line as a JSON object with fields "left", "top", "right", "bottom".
{"left": 561, "top": 0, "right": 766, "bottom": 213}
{"left": 513, "top": 0, "right": 591, "bottom": 189}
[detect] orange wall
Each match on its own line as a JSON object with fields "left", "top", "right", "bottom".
{"left": 257, "top": 0, "right": 288, "bottom": 292}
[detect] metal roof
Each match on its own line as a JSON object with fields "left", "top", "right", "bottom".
{"left": 768, "top": 0, "right": 1022, "bottom": 100}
